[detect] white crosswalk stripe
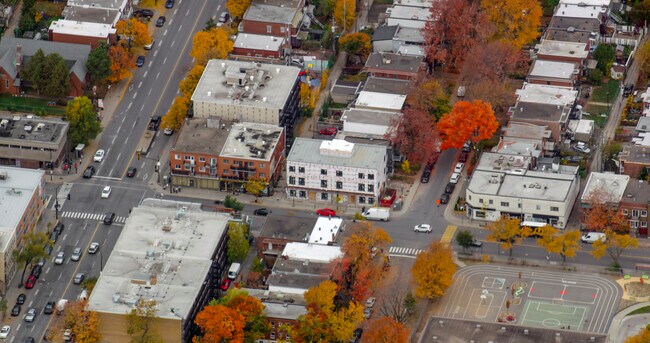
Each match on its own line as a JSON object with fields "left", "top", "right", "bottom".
{"left": 389, "top": 246, "right": 424, "bottom": 257}
{"left": 61, "top": 211, "right": 127, "bottom": 223}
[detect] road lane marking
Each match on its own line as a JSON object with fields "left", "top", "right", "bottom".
{"left": 148, "top": 61, "right": 153, "bottom": 67}
{"left": 154, "top": 50, "right": 158, "bottom": 57}
{"left": 45, "top": 267, "right": 50, "bottom": 274}
{"left": 132, "top": 92, "right": 138, "bottom": 99}
{"left": 156, "top": 72, "right": 160, "bottom": 79}
{"left": 179, "top": 24, "right": 183, "bottom": 30}
{"left": 170, "top": 40, "right": 175, "bottom": 47}
{"left": 138, "top": 81, "right": 143, "bottom": 88}
{"left": 217, "top": 4, "right": 221, "bottom": 10}
{"left": 141, "top": 104, "right": 145, "bottom": 111}
{"left": 141, "top": 161, "right": 145, "bottom": 169}
{"left": 174, "top": 8, "right": 178, "bottom": 15}
{"left": 163, "top": 57, "right": 167, "bottom": 64}
{"left": 111, "top": 136, "right": 116, "bottom": 145}
{"left": 149, "top": 89, "right": 152, "bottom": 95}
{"left": 28, "top": 300, "right": 33, "bottom": 307}
{"left": 164, "top": 29, "right": 168, "bottom": 36}
{"left": 143, "top": 173, "right": 149, "bottom": 181}
{"left": 441, "top": 225, "right": 457, "bottom": 246}
{"left": 143, "top": 71, "right": 148, "bottom": 78}
{"left": 127, "top": 101, "right": 132, "bottom": 109}
{"left": 185, "top": 9, "right": 189, "bottom": 15}
{"left": 117, "top": 152, "right": 122, "bottom": 162}
{"left": 34, "top": 289, "right": 38, "bottom": 296}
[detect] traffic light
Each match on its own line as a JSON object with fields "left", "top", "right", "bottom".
{"left": 137, "top": 151, "right": 141, "bottom": 160}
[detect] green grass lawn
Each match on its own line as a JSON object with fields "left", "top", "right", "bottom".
{"left": 627, "top": 305, "right": 650, "bottom": 316}
{"left": 582, "top": 110, "right": 608, "bottom": 128}
{"left": 0, "top": 96, "right": 66, "bottom": 116}
{"left": 591, "top": 79, "right": 620, "bottom": 103}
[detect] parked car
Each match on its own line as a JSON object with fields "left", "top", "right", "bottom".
{"left": 134, "top": 9, "right": 154, "bottom": 18}
{"left": 365, "top": 297, "right": 376, "bottom": 308}
{"left": 127, "top": 167, "right": 137, "bottom": 177}
{"left": 163, "top": 127, "right": 174, "bottom": 135}
{"left": 54, "top": 223, "right": 64, "bottom": 235}
{"left": 420, "top": 169, "right": 431, "bottom": 183}
{"left": 54, "top": 252, "right": 65, "bottom": 265}
{"left": 440, "top": 193, "right": 450, "bottom": 204}
{"left": 43, "top": 301, "right": 55, "bottom": 315}
{"left": 31, "top": 265, "right": 42, "bottom": 278}
{"left": 136, "top": 55, "right": 145, "bottom": 67}
{"left": 572, "top": 142, "right": 591, "bottom": 154}
{"left": 101, "top": 186, "right": 112, "bottom": 199}
{"left": 10, "top": 305, "right": 20, "bottom": 316}
{"left": 165, "top": 0, "right": 174, "bottom": 8}
{"left": 351, "top": 328, "right": 363, "bottom": 343}
{"left": 25, "top": 275, "right": 36, "bottom": 289}
{"left": 445, "top": 183, "right": 456, "bottom": 194}
{"left": 144, "top": 38, "right": 155, "bottom": 50}
{"left": 63, "top": 329, "right": 72, "bottom": 341}
{"left": 316, "top": 208, "right": 336, "bottom": 216}
{"left": 156, "top": 16, "right": 166, "bottom": 27}
{"left": 220, "top": 278, "right": 231, "bottom": 291}
{"left": 83, "top": 166, "right": 95, "bottom": 178}
{"left": 16, "top": 294, "right": 26, "bottom": 305}
{"left": 218, "top": 11, "right": 230, "bottom": 23}
{"left": 23, "top": 308, "right": 36, "bottom": 322}
{"left": 454, "top": 163, "right": 465, "bottom": 173}
{"left": 71, "top": 247, "right": 82, "bottom": 261}
{"left": 459, "top": 152, "right": 469, "bottom": 163}
{"left": 49, "top": 231, "right": 59, "bottom": 243}
{"left": 93, "top": 149, "right": 105, "bottom": 162}
{"left": 0, "top": 325, "right": 9, "bottom": 339}
{"left": 74, "top": 273, "right": 85, "bottom": 285}
{"left": 462, "top": 141, "right": 471, "bottom": 152}
{"left": 414, "top": 224, "right": 432, "bottom": 233}
{"left": 319, "top": 127, "right": 338, "bottom": 136}
{"left": 363, "top": 307, "right": 373, "bottom": 319}
{"left": 449, "top": 173, "right": 461, "bottom": 184}
{"left": 88, "top": 242, "right": 100, "bottom": 254}
{"left": 253, "top": 208, "right": 271, "bottom": 216}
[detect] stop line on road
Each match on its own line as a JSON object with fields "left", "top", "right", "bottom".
{"left": 61, "top": 211, "right": 127, "bottom": 224}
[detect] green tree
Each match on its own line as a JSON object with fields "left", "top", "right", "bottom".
{"left": 66, "top": 97, "right": 102, "bottom": 146}
{"left": 224, "top": 195, "right": 244, "bottom": 212}
{"left": 43, "top": 53, "right": 71, "bottom": 98}
{"left": 205, "top": 18, "right": 217, "bottom": 31}
{"left": 602, "top": 141, "right": 623, "bottom": 160}
{"left": 455, "top": 230, "right": 475, "bottom": 252}
{"left": 589, "top": 69, "right": 604, "bottom": 85}
{"left": 0, "top": 298, "right": 7, "bottom": 320}
{"left": 22, "top": 49, "right": 47, "bottom": 93}
{"left": 126, "top": 298, "right": 164, "bottom": 343}
{"left": 86, "top": 42, "right": 111, "bottom": 85}
{"left": 227, "top": 222, "right": 250, "bottom": 263}
{"left": 12, "top": 231, "right": 52, "bottom": 286}
{"left": 593, "top": 44, "right": 616, "bottom": 74}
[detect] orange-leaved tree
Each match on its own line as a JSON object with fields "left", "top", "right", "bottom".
{"left": 582, "top": 188, "right": 630, "bottom": 234}
{"left": 227, "top": 0, "right": 252, "bottom": 18}
{"left": 194, "top": 305, "right": 245, "bottom": 343}
{"left": 437, "top": 100, "right": 498, "bottom": 150}
{"left": 339, "top": 32, "right": 372, "bottom": 58}
{"left": 481, "top": 0, "right": 542, "bottom": 48}
{"left": 212, "top": 289, "right": 270, "bottom": 342}
{"left": 486, "top": 215, "right": 531, "bottom": 257}
{"left": 190, "top": 27, "right": 234, "bottom": 65}
{"left": 361, "top": 316, "right": 410, "bottom": 343}
{"left": 161, "top": 96, "right": 190, "bottom": 131}
{"left": 334, "top": 0, "right": 356, "bottom": 32}
{"left": 179, "top": 64, "right": 205, "bottom": 99}
{"left": 116, "top": 18, "right": 151, "bottom": 49}
{"left": 535, "top": 225, "right": 581, "bottom": 264}
{"left": 412, "top": 241, "right": 456, "bottom": 299}
{"left": 626, "top": 326, "right": 650, "bottom": 343}
{"left": 107, "top": 44, "right": 135, "bottom": 83}
{"left": 47, "top": 300, "right": 101, "bottom": 343}
{"left": 386, "top": 107, "right": 439, "bottom": 165}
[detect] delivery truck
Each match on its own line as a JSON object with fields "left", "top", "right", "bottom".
{"left": 362, "top": 208, "right": 390, "bottom": 221}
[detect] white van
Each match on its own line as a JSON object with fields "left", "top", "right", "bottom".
{"left": 227, "top": 263, "right": 241, "bottom": 279}
{"left": 581, "top": 232, "right": 606, "bottom": 244}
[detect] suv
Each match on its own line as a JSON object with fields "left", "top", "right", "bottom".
{"left": 83, "top": 166, "right": 95, "bottom": 178}
{"left": 44, "top": 301, "right": 55, "bottom": 314}
{"left": 444, "top": 183, "right": 455, "bottom": 194}
{"left": 104, "top": 212, "right": 116, "bottom": 225}
{"left": 420, "top": 169, "right": 431, "bottom": 183}
{"left": 156, "top": 16, "right": 166, "bottom": 27}
{"left": 219, "top": 12, "right": 230, "bottom": 23}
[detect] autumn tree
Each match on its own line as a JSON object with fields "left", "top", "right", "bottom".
{"left": 424, "top": 0, "right": 487, "bottom": 68}
{"left": 47, "top": 300, "right": 101, "bottom": 343}
{"left": 299, "top": 83, "right": 313, "bottom": 110}
{"left": 66, "top": 96, "right": 102, "bottom": 146}
{"left": 12, "top": 231, "right": 52, "bottom": 286}
{"left": 626, "top": 325, "right": 650, "bottom": 343}
{"left": 190, "top": 27, "right": 234, "bottom": 65}
{"left": 339, "top": 32, "right": 372, "bottom": 58}
{"left": 437, "top": 100, "right": 499, "bottom": 150}
{"left": 179, "top": 64, "right": 205, "bottom": 99}
{"left": 535, "top": 225, "right": 581, "bottom": 264}
{"left": 116, "top": 18, "right": 151, "bottom": 49}
{"left": 226, "top": 0, "right": 252, "bottom": 18}
{"left": 461, "top": 41, "right": 526, "bottom": 85}
{"left": 161, "top": 96, "right": 189, "bottom": 131}
{"left": 290, "top": 280, "right": 365, "bottom": 343}
{"left": 107, "top": 44, "right": 135, "bottom": 83}
{"left": 593, "top": 44, "right": 616, "bottom": 75}
{"left": 194, "top": 305, "right": 245, "bottom": 342}
{"left": 629, "top": 0, "right": 650, "bottom": 25}
{"left": 244, "top": 177, "right": 267, "bottom": 196}
{"left": 361, "top": 316, "right": 409, "bottom": 343}
{"left": 465, "top": 79, "right": 516, "bottom": 115}
{"left": 86, "top": 42, "right": 112, "bottom": 85}
{"left": 227, "top": 222, "right": 250, "bottom": 263}
{"left": 334, "top": 0, "right": 355, "bottom": 32}
{"left": 406, "top": 76, "right": 451, "bottom": 120}
{"left": 592, "top": 231, "right": 639, "bottom": 268}
{"left": 379, "top": 289, "right": 416, "bottom": 324}
{"left": 127, "top": 298, "right": 164, "bottom": 343}
{"left": 412, "top": 241, "right": 456, "bottom": 299}
{"left": 583, "top": 189, "right": 630, "bottom": 234}
{"left": 481, "top": 0, "right": 542, "bottom": 48}
{"left": 486, "top": 216, "right": 531, "bottom": 257}
{"left": 386, "top": 107, "right": 439, "bottom": 165}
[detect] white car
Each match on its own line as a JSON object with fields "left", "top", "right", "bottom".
{"left": 101, "top": 186, "right": 111, "bottom": 199}
{"left": 0, "top": 325, "right": 10, "bottom": 339}
{"left": 572, "top": 142, "right": 591, "bottom": 154}
{"left": 163, "top": 127, "right": 174, "bottom": 135}
{"left": 449, "top": 173, "right": 461, "bottom": 184}
{"left": 54, "top": 252, "right": 65, "bottom": 265}
{"left": 88, "top": 242, "right": 99, "bottom": 254}
{"left": 454, "top": 163, "right": 464, "bottom": 173}
{"left": 414, "top": 224, "right": 432, "bottom": 233}
{"left": 144, "top": 38, "right": 155, "bottom": 50}
{"left": 71, "top": 247, "right": 82, "bottom": 261}
{"left": 365, "top": 297, "right": 376, "bottom": 308}
{"left": 93, "top": 149, "right": 105, "bottom": 162}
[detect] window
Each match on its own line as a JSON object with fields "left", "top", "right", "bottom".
{"left": 280, "top": 26, "right": 286, "bottom": 33}
{"left": 641, "top": 221, "right": 648, "bottom": 228}
{"left": 299, "top": 178, "right": 305, "bottom": 186}
{"left": 336, "top": 170, "right": 343, "bottom": 177}
{"left": 271, "top": 322, "right": 275, "bottom": 330}
{"left": 479, "top": 198, "right": 484, "bottom": 204}
{"left": 630, "top": 220, "right": 638, "bottom": 228}
{"left": 368, "top": 174, "right": 374, "bottom": 180}
{"left": 321, "top": 169, "right": 327, "bottom": 175}
{"left": 321, "top": 180, "right": 328, "bottom": 188}
{"left": 289, "top": 166, "right": 295, "bottom": 172}
{"left": 321, "top": 193, "right": 329, "bottom": 200}
{"left": 223, "top": 159, "right": 229, "bottom": 164}
{"left": 184, "top": 155, "right": 191, "bottom": 161}
{"left": 623, "top": 209, "right": 629, "bottom": 215}
{"left": 197, "top": 157, "right": 205, "bottom": 162}
{"left": 368, "top": 184, "right": 374, "bottom": 192}
{"left": 336, "top": 181, "right": 343, "bottom": 189}
{"left": 289, "top": 176, "right": 295, "bottom": 185}
{"left": 488, "top": 200, "right": 493, "bottom": 205}
{"left": 175, "top": 164, "right": 181, "bottom": 169}
{"left": 210, "top": 158, "right": 216, "bottom": 165}
{"left": 270, "top": 332, "right": 275, "bottom": 340}
{"left": 174, "top": 154, "right": 181, "bottom": 160}
{"left": 642, "top": 210, "right": 648, "bottom": 217}
{"left": 260, "top": 173, "right": 265, "bottom": 178}
{"left": 199, "top": 167, "right": 206, "bottom": 172}
{"left": 633, "top": 209, "right": 640, "bottom": 217}
{"left": 468, "top": 195, "right": 472, "bottom": 201}
{"left": 358, "top": 184, "right": 365, "bottom": 191}
{"left": 267, "top": 25, "right": 272, "bottom": 33}
{"left": 289, "top": 190, "right": 297, "bottom": 197}
{"left": 368, "top": 197, "right": 375, "bottom": 204}
{"left": 536, "top": 205, "right": 541, "bottom": 210}
{"left": 223, "top": 169, "right": 229, "bottom": 174}
{"left": 359, "top": 196, "right": 366, "bottom": 204}
{"left": 501, "top": 202, "right": 509, "bottom": 207}
{"left": 299, "top": 167, "right": 305, "bottom": 173}
{"left": 551, "top": 206, "right": 559, "bottom": 212}
{"left": 299, "top": 190, "right": 307, "bottom": 198}
{"left": 358, "top": 173, "right": 365, "bottom": 179}
{"left": 259, "top": 163, "right": 265, "bottom": 168}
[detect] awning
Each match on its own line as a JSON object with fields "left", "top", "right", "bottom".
{"left": 521, "top": 220, "right": 547, "bottom": 228}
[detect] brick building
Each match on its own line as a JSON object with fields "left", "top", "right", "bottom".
{"left": 232, "top": 33, "right": 286, "bottom": 60}
{"left": 240, "top": 0, "right": 305, "bottom": 47}
{"left": 49, "top": 20, "right": 117, "bottom": 48}
{"left": 621, "top": 179, "right": 650, "bottom": 238}
{"left": 619, "top": 144, "right": 650, "bottom": 178}
{"left": 365, "top": 52, "right": 424, "bottom": 80}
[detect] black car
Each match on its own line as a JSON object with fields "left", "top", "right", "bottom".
{"left": 127, "top": 167, "right": 137, "bottom": 177}
{"left": 351, "top": 328, "right": 363, "bottom": 342}
{"left": 11, "top": 304, "right": 21, "bottom": 316}
{"left": 24, "top": 338, "right": 35, "bottom": 343}
{"left": 440, "top": 193, "right": 450, "bottom": 204}
{"left": 82, "top": 166, "right": 95, "bottom": 178}
{"left": 31, "top": 265, "right": 42, "bottom": 278}
{"left": 43, "top": 301, "right": 55, "bottom": 315}
{"left": 16, "top": 293, "right": 26, "bottom": 305}
{"left": 459, "top": 152, "right": 469, "bottom": 163}
{"left": 420, "top": 170, "right": 431, "bottom": 183}
{"left": 136, "top": 55, "right": 145, "bottom": 67}
{"left": 134, "top": 9, "right": 154, "bottom": 18}
{"left": 156, "top": 16, "right": 166, "bottom": 27}
{"left": 54, "top": 222, "right": 64, "bottom": 235}
{"left": 104, "top": 212, "right": 116, "bottom": 225}
{"left": 49, "top": 231, "right": 59, "bottom": 243}
{"left": 444, "top": 183, "right": 455, "bottom": 194}
{"left": 253, "top": 208, "right": 270, "bottom": 216}
{"left": 45, "top": 245, "right": 53, "bottom": 255}
{"left": 165, "top": 0, "right": 174, "bottom": 8}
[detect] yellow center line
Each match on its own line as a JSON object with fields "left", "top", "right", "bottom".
{"left": 441, "top": 225, "right": 457, "bottom": 246}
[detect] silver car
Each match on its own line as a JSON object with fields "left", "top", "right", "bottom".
{"left": 54, "top": 252, "right": 65, "bottom": 265}
{"left": 24, "top": 308, "right": 36, "bottom": 322}
{"left": 71, "top": 248, "right": 82, "bottom": 262}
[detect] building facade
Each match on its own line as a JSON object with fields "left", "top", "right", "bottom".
{"left": 621, "top": 179, "right": 650, "bottom": 238}
{"left": 0, "top": 114, "right": 69, "bottom": 169}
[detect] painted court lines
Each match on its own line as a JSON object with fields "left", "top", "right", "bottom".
{"left": 520, "top": 300, "right": 588, "bottom": 330}
{"left": 528, "top": 281, "right": 600, "bottom": 305}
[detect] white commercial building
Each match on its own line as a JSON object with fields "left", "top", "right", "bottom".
{"left": 465, "top": 153, "right": 580, "bottom": 228}
{"left": 286, "top": 138, "right": 388, "bottom": 205}
{"left": 355, "top": 91, "right": 406, "bottom": 112}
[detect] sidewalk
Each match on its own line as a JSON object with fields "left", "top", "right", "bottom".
{"left": 607, "top": 301, "right": 650, "bottom": 343}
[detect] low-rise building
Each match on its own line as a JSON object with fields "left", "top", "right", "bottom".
{"left": 619, "top": 144, "right": 650, "bottom": 178}
{"left": 527, "top": 60, "right": 579, "bottom": 87}
{"left": 362, "top": 76, "right": 410, "bottom": 96}
{"left": 244, "top": 289, "right": 307, "bottom": 343}
{"left": 62, "top": 0, "right": 132, "bottom": 26}
{"left": 535, "top": 40, "right": 588, "bottom": 64}
{"left": 465, "top": 153, "right": 580, "bottom": 228}
{"left": 365, "top": 52, "right": 424, "bottom": 80}
{"left": 240, "top": 0, "right": 305, "bottom": 47}
{"left": 392, "top": 26, "right": 425, "bottom": 49}
{"left": 621, "top": 179, "right": 650, "bottom": 238}
{"left": 341, "top": 108, "right": 400, "bottom": 137}
{"left": 636, "top": 116, "right": 650, "bottom": 133}
{"left": 48, "top": 20, "right": 117, "bottom": 48}
{"left": 286, "top": 138, "right": 388, "bottom": 205}
{"left": 87, "top": 199, "right": 231, "bottom": 343}
{"left": 0, "top": 114, "right": 69, "bottom": 169}
{"left": 372, "top": 25, "right": 399, "bottom": 53}
{"left": 330, "top": 79, "right": 363, "bottom": 104}
{"left": 232, "top": 33, "right": 286, "bottom": 60}
{"left": 385, "top": 4, "right": 432, "bottom": 29}
{"left": 567, "top": 119, "right": 594, "bottom": 142}
{"left": 545, "top": 16, "right": 600, "bottom": 49}
{"left": 580, "top": 172, "right": 630, "bottom": 228}
{"left": 355, "top": 90, "right": 406, "bottom": 112}
{"left": 0, "top": 167, "right": 44, "bottom": 293}
{"left": 501, "top": 121, "right": 554, "bottom": 154}
{"left": 170, "top": 120, "right": 285, "bottom": 192}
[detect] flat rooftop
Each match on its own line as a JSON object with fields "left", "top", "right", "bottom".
{"left": 388, "top": 5, "right": 431, "bottom": 20}
{"left": 191, "top": 59, "right": 300, "bottom": 111}
{"left": 545, "top": 16, "right": 600, "bottom": 44}
{"left": 536, "top": 39, "right": 588, "bottom": 59}
{"left": 502, "top": 121, "right": 552, "bottom": 140}
{"left": 87, "top": 200, "right": 230, "bottom": 320}
{"left": 386, "top": 18, "right": 426, "bottom": 29}
{"left": 363, "top": 77, "right": 410, "bottom": 95}
{"left": 281, "top": 242, "right": 342, "bottom": 263}
{"left": 342, "top": 108, "right": 400, "bottom": 127}
{"left": 0, "top": 114, "right": 68, "bottom": 146}
{"left": 308, "top": 217, "right": 343, "bottom": 245}
{"left": 397, "top": 44, "right": 424, "bottom": 56}
{"left": 581, "top": 172, "right": 630, "bottom": 203}
{"left": 331, "top": 79, "right": 363, "bottom": 97}
{"left": 372, "top": 25, "right": 398, "bottom": 41}
{"left": 554, "top": 2, "right": 607, "bottom": 19}
{"left": 287, "top": 138, "right": 387, "bottom": 170}
{"left": 515, "top": 84, "right": 578, "bottom": 106}
{"left": 0, "top": 166, "right": 43, "bottom": 250}
{"left": 172, "top": 118, "right": 231, "bottom": 155}
{"left": 529, "top": 60, "right": 577, "bottom": 80}
{"left": 259, "top": 216, "right": 316, "bottom": 242}
{"left": 636, "top": 116, "right": 650, "bottom": 132}
{"left": 66, "top": 0, "right": 125, "bottom": 10}
{"left": 468, "top": 169, "right": 577, "bottom": 202}
{"left": 623, "top": 179, "right": 650, "bottom": 206}
{"left": 243, "top": 288, "right": 307, "bottom": 320}
{"left": 62, "top": 6, "right": 119, "bottom": 25}
{"left": 420, "top": 316, "right": 607, "bottom": 343}
{"left": 476, "top": 152, "right": 533, "bottom": 173}
{"left": 510, "top": 101, "right": 572, "bottom": 123}
{"left": 267, "top": 258, "right": 333, "bottom": 292}
{"left": 244, "top": 2, "right": 301, "bottom": 25}
{"left": 234, "top": 33, "right": 284, "bottom": 52}
{"left": 356, "top": 91, "right": 406, "bottom": 111}
{"left": 220, "top": 122, "right": 283, "bottom": 161}
{"left": 49, "top": 19, "right": 116, "bottom": 38}
{"left": 393, "top": 26, "right": 425, "bottom": 44}
{"left": 366, "top": 52, "right": 423, "bottom": 74}
{"left": 493, "top": 138, "right": 542, "bottom": 158}
{"left": 620, "top": 144, "right": 650, "bottom": 165}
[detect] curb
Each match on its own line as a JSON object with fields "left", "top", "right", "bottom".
{"left": 607, "top": 301, "right": 650, "bottom": 343}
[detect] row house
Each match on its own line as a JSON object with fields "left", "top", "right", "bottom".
{"left": 232, "top": 33, "right": 286, "bottom": 60}
{"left": 619, "top": 144, "right": 650, "bottom": 178}
{"left": 244, "top": 289, "right": 307, "bottom": 343}
{"left": 526, "top": 60, "right": 579, "bottom": 87}
{"left": 365, "top": 52, "right": 425, "bottom": 81}
{"left": 240, "top": 0, "right": 306, "bottom": 48}
{"left": 580, "top": 172, "right": 629, "bottom": 229}
{"left": 535, "top": 40, "right": 589, "bottom": 65}
{"left": 621, "top": 179, "right": 650, "bottom": 238}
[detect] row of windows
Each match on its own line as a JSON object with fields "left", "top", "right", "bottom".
{"left": 629, "top": 220, "right": 648, "bottom": 229}
{"left": 289, "top": 165, "right": 374, "bottom": 179}
{"left": 173, "top": 154, "right": 266, "bottom": 167}
{"left": 173, "top": 164, "right": 265, "bottom": 177}
{"left": 623, "top": 209, "right": 649, "bottom": 217}
{"left": 288, "top": 190, "right": 375, "bottom": 204}
{"left": 470, "top": 195, "right": 560, "bottom": 212}
{"left": 288, "top": 177, "right": 374, "bottom": 191}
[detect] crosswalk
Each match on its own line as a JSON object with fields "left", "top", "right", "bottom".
{"left": 61, "top": 211, "right": 127, "bottom": 224}
{"left": 389, "top": 246, "right": 424, "bottom": 257}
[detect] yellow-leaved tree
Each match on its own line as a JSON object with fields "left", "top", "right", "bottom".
{"left": 227, "top": 0, "right": 252, "bottom": 19}
{"left": 486, "top": 215, "right": 531, "bottom": 257}
{"left": 411, "top": 241, "right": 456, "bottom": 299}
{"left": 161, "top": 96, "right": 190, "bottom": 131}
{"left": 116, "top": 18, "right": 152, "bottom": 49}
{"left": 47, "top": 300, "right": 101, "bottom": 343}
{"left": 626, "top": 326, "right": 650, "bottom": 343}
{"left": 334, "top": 0, "right": 356, "bottom": 32}
{"left": 535, "top": 225, "right": 581, "bottom": 264}
{"left": 591, "top": 231, "right": 638, "bottom": 268}
{"left": 190, "top": 27, "right": 234, "bottom": 65}
{"left": 481, "top": 0, "right": 542, "bottom": 48}
{"left": 244, "top": 177, "right": 267, "bottom": 197}
{"left": 179, "top": 64, "right": 205, "bottom": 99}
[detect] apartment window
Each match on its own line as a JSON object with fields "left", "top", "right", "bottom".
{"left": 289, "top": 176, "right": 296, "bottom": 185}
{"left": 489, "top": 200, "right": 493, "bottom": 205}
{"left": 630, "top": 220, "right": 639, "bottom": 228}
{"left": 299, "top": 190, "right": 307, "bottom": 198}
{"left": 641, "top": 221, "right": 648, "bottom": 228}
{"left": 299, "top": 178, "right": 305, "bottom": 186}
{"left": 358, "top": 184, "right": 365, "bottom": 191}
{"left": 289, "top": 190, "right": 297, "bottom": 197}
{"left": 271, "top": 322, "right": 275, "bottom": 330}
{"left": 280, "top": 26, "right": 286, "bottom": 33}
{"left": 642, "top": 210, "right": 648, "bottom": 217}
{"left": 210, "top": 158, "right": 216, "bottom": 165}
{"left": 321, "top": 169, "right": 327, "bottom": 175}
{"left": 321, "top": 180, "right": 328, "bottom": 188}
{"left": 551, "top": 206, "right": 559, "bottom": 212}
{"left": 368, "top": 184, "right": 374, "bottom": 193}
{"left": 369, "top": 197, "right": 375, "bottom": 204}
{"left": 289, "top": 165, "right": 295, "bottom": 172}
{"left": 299, "top": 167, "right": 305, "bottom": 173}
{"left": 270, "top": 332, "right": 276, "bottom": 340}
{"left": 259, "top": 163, "right": 266, "bottom": 168}
{"left": 321, "top": 193, "right": 329, "bottom": 200}
{"left": 184, "top": 155, "right": 191, "bottom": 161}
{"left": 260, "top": 173, "right": 265, "bottom": 178}
{"left": 536, "top": 205, "right": 541, "bottom": 210}
{"left": 267, "top": 25, "right": 272, "bottom": 33}
{"left": 633, "top": 210, "right": 640, "bottom": 217}
{"left": 199, "top": 157, "right": 205, "bottom": 162}
{"left": 468, "top": 195, "right": 472, "bottom": 201}
{"left": 174, "top": 154, "right": 181, "bottom": 160}
{"left": 368, "top": 174, "right": 374, "bottom": 180}
{"left": 623, "top": 209, "right": 629, "bottom": 215}
{"left": 199, "top": 167, "right": 206, "bottom": 173}
{"left": 336, "top": 181, "right": 343, "bottom": 189}
{"left": 359, "top": 196, "right": 366, "bottom": 204}
{"left": 501, "top": 202, "right": 509, "bottom": 207}
{"left": 479, "top": 198, "right": 483, "bottom": 204}
{"left": 223, "top": 159, "right": 229, "bottom": 164}
{"left": 336, "top": 170, "right": 343, "bottom": 177}
{"left": 358, "top": 173, "right": 365, "bottom": 179}
{"left": 175, "top": 164, "right": 181, "bottom": 169}
{"left": 223, "top": 169, "right": 229, "bottom": 174}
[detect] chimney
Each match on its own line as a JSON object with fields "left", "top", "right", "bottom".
{"left": 15, "top": 44, "right": 22, "bottom": 74}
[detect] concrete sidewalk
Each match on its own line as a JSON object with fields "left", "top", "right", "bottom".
{"left": 607, "top": 301, "right": 650, "bottom": 343}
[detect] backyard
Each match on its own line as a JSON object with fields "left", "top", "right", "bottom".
{"left": 0, "top": 96, "right": 66, "bottom": 116}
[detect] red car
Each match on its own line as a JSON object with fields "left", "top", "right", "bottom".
{"left": 25, "top": 275, "right": 36, "bottom": 289}
{"left": 316, "top": 208, "right": 336, "bottom": 216}
{"left": 220, "top": 278, "right": 231, "bottom": 291}
{"left": 319, "top": 127, "right": 337, "bottom": 136}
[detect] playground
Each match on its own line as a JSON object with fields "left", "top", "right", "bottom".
{"left": 438, "top": 265, "right": 621, "bottom": 333}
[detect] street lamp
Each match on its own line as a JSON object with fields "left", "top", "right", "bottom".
{"left": 54, "top": 185, "right": 61, "bottom": 220}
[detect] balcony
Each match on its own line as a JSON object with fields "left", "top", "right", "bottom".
{"left": 230, "top": 164, "right": 256, "bottom": 172}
